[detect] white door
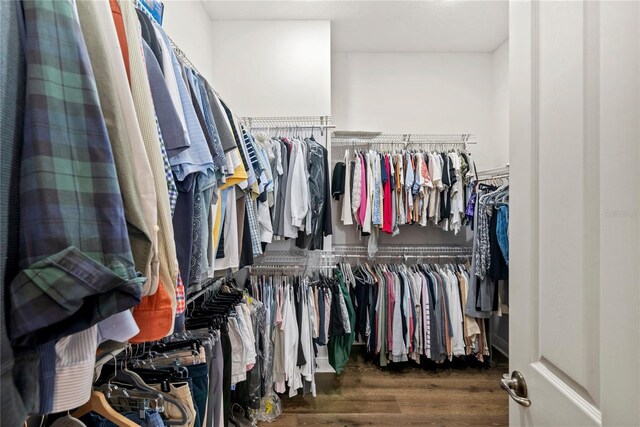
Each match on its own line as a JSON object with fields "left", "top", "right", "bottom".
{"left": 508, "top": 1, "right": 640, "bottom": 426}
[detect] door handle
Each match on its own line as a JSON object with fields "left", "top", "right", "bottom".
{"left": 500, "top": 371, "right": 531, "bottom": 407}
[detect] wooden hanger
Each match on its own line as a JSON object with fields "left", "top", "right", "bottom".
{"left": 72, "top": 391, "right": 138, "bottom": 427}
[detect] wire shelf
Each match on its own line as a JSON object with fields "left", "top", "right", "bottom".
{"left": 239, "top": 116, "right": 334, "bottom": 129}
{"left": 250, "top": 246, "right": 472, "bottom": 270}
{"left": 331, "top": 132, "right": 477, "bottom": 147}
{"left": 332, "top": 244, "right": 472, "bottom": 256}
{"left": 477, "top": 164, "right": 510, "bottom": 182}
{"left": 249, "top": 264, "right": 335, "bottom": 275}
{"left": 477, "top": 164, "right": 510, "bottom": 177}
{"left": 251, "top": 249, "right": 333, "bottom": 266}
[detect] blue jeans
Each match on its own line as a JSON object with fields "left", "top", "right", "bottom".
{"left": 187, "top": 363, "right": 209, "bottom": 427}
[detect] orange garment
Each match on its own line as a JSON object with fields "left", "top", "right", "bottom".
{"left": 382, "top": 155, "right": 393, "bottom": 234}
{"left": 131, "top": 279, "right": 173, "bottom": 343}
{"left": 109, "top": 0, "right": 130, "bottom": 82}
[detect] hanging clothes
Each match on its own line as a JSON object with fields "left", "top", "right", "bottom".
{"left": 345, "top": 261, "right": 490, "bottom": 366}
{"left": 3, "top": 0, "right": 275, "bottom": 417}
{"left": 247, "top": 268, "right": 356, "bottom": 387}
{"left": 238, "top": 130, "right": 333, "bottom": 251}
{"left": 333, "top": 147, "right": 478, "bottom": 255}
{"left": 470, "top": 181, "right": 510, "bottom": 317}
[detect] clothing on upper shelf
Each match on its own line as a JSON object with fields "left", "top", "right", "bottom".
{"left": 333, "top": 148, "right": 478, "bottom": 247}
{"left": 2, "top": 0, "right": 275, "bottom": 418}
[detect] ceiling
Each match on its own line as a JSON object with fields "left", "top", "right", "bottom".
{"left": 200, "top": 1, "right": 508, "bottom": 53}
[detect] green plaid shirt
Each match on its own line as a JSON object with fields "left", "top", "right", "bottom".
{"left": 9, "top": 0, "right": 144, "bottom": 347}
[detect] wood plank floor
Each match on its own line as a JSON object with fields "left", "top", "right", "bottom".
{"left": 262, "top": 349, "right": 509, "bottom": 426}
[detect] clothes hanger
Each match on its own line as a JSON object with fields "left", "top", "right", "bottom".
{"left": 72, "top": 391, "right": 138, "bottom": 427}
{"left": 99, "top": 382, "right": 166, "bottom": 415}
{"left": 114, "top": 369, "right": 189, "bottom": 425}
{"left": 107, "top": 348, "right": 189, "bottom": 426}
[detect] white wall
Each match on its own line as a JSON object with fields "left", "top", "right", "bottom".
{"left": 490, "top": 39, "right": 509, "bottom": 170}
{"left": 210, "top": 21, "right": 331, "bottom": 117}
{"left": 332, "top": 52, "right": 494, "bottom": 170}
{"left": 162, "top": 1, "right": 215, "bottom": 83}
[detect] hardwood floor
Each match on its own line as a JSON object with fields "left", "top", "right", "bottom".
{"left": 264, "top": 349, "right": 509, "bottom": 426}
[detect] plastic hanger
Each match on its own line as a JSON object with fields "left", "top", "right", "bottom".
{"left": 98, "top": 383, "right": 166, "bottom": 415}
{"left": 113, "top": 369, "right": 188, "bottom": 425}
{"left": 99, "top": 349, "right": 188, "bottom": 427}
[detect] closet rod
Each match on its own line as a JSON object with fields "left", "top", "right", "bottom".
{"left": 94, "top": 345, "right": 128, "bottom": 375}
{"left": 185, "top": 277, "right": 226, "bottom": 305}
{"left": 171, "top": 40, "right": 200, "bottom": 75}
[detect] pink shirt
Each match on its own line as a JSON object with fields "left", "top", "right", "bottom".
{"left": 358, "top": 154, "right": 367, "bottom": 226}
{"left": 382, "top": 155, "right": 393, "bottom": 234}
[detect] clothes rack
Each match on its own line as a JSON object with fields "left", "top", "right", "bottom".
{"left": 340, "top": 259, "right": 491, "bottom": 365}
{"left": 247, "top": 262, "right": 355, "bottom": 378}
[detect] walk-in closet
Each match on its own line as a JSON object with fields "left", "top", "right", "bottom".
{"left": 2, "top": 1, "right": 639, "bottom": 426}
